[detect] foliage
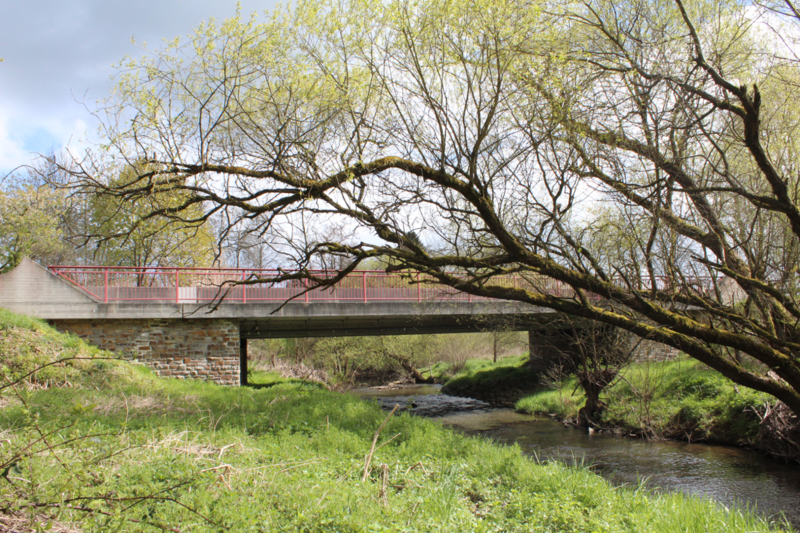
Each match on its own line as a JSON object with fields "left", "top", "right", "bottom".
{"left": 256, "top": 332, "right": 526, "bottom": 385}
{"left": 0, "top": 184, "right": 71, "bottom": 272}
{"left": 0, "top": 309, "right": 786, "bottom": 532}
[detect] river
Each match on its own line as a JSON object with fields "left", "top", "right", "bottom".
{"left": 352, "top": 384, "right": 800, "bottom": 530}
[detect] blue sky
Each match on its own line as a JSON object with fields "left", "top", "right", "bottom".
{"left": 0, "top": 0, "right": 277, "bottom": 178}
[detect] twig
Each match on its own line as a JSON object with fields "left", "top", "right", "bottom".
{"left": 404, "top": 461, "right": 429, "bottom": 475}
{"left": 373, "top": 432, "right": 401, "bottom": 453}
{"left": 379, "top": 463, "right": 390, "bottom": 507}
{"left": 362, "top": 404, "right": 399, "bottom": 481}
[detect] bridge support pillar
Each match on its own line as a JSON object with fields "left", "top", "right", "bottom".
{"left": 51, "top": 319, "right": 241, "bottom": 386}
{"left": 527, "top": 330, "right": 563, "bottom": 373}
{"left": 240, "top": 338, "right": 248, "bottom": 386}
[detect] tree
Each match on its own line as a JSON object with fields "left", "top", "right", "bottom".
{"left": 0, "top": 183, "right": 70, "bottom": 272}
{"left": 64, "top": 0, "right": 800, "bottom": 417}
{"left": 0, "top": 153, "right": 94, "bottom": 271}
{"left": 537, "top": 319, "right": 640, "bottom": 426}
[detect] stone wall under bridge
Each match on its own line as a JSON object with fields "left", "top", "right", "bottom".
{"left": 52, "top": 319, "right": 241, "bottom": 386}
{"left": 50, "top": 318, "right": 680, "bottom": 388}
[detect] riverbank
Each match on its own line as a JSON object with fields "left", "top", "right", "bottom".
{"left": 441, "top": 353, "right": 800, "bottom": 462}
{"left": 0, "top": 308, "right": 787, "bottom": 531}
{"left": 440, "top": 355, "right": 540, "bottom": 406}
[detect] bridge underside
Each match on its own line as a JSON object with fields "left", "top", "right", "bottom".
{"left": 238, "top": 311, "right": 560, "bottom": 339}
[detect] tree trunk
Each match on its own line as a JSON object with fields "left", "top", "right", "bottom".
{"left": 386, "top": 353, "right": 434, "bottom": 383}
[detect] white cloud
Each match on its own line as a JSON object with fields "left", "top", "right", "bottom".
{"left": 0, "top": 111, "right": 33, "bottom": 177}
{"left": 0, "top": 0, "right": 277, "bottom": 176}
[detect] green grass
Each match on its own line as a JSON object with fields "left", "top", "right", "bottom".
{"left": 0, "top": 310, "right": 788, "bottom": 532}
{"left": 441, "top": 355, "right": 540, "bottom": 394}
{"left": 246, "top": 369, "right": 326, "bottom": 390}
{"left": 421, "top": 355, "right": 531, "bottom": 383}
{"left": 516, "top": 357, "right": 774, "bottom": 443}
{"left": 0, "top": 307, "right": 155, "bottom": 389}
{"left": 438, "top": 352, "right": 773, "bottom": 445}
{"left": 449, "top": 355, "right": 531, "bottom": 380}
{"left": 602, "top": 358, "right": 773, "bottom": 441}
{"left": 515, "top": 384, "right": 585, "bottom": 416}
{"left": 419, "top": 360, "right": 451, "bottom": 380}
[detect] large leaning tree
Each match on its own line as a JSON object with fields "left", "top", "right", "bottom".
{"left": 59, "top": 0, "right": 800, "bottom": 415}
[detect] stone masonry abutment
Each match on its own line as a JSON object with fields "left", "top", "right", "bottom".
{"left": 52, "top": 319, "right": 241, "bottom": 386}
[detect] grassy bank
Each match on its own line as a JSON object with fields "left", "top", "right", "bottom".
{"left": 439, "top": 355, "right": 541, "bottom": 405}
{"left": 438, "top": 352, "right": 775, "bottom": 446}
{"left": 0, "top": 310, "right": 788, "bottom": 531}
{"left": 514, "top": 358, "right": 775, "bottom": 442}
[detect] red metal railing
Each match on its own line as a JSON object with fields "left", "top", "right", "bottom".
{"left": 47, "top": 265, "right": 578, "bottom": 304}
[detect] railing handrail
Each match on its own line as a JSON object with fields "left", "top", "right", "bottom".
{"left": 48, "top": 265, "right": 400, "bottom": 274}
{"left": 47, "top": 265, "right": 717, "bottom": 305}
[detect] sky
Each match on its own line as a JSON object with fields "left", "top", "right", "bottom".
{"left": 0, "top": 0, "right": 277, "bottom": 178}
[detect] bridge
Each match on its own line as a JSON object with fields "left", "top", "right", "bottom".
{"left": 0, "top": 258, "right": 676, "bottom": 385}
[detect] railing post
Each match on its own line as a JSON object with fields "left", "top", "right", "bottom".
{"left": 175, "top": 269, "right": 180, "bottom": 303}
{"left": 104, "top": 268, "right": 108, "bottom": 304}
{"left": 305, "top": 279, "right": 309, "bottom": 303}
{"left": 417, "top": 272, "right": 421, "bottom": 302}
{"left": 242, "top": 270, "right": 247, "bottom": 303}
{"left": 363, "top": 271, "right": 368, "bottom": 302}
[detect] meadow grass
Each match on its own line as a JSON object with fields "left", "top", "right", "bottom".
{"left": 448, "top": 355, "right": 531, "bottom": 380}
{"left": 0, "top": 310, "right": 788, "bottom": 532}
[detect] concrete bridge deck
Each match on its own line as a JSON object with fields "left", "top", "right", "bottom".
{"left": 0, "top": 259, "right": 559, "bottom": 336}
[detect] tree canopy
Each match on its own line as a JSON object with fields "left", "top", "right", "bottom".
{"left": 62, "top": 0, "right": 800, "bottom": 416}
{"left": 0, "top": 183, "right": 70, "bottom": 273}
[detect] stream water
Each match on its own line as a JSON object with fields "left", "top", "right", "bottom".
{"left": 351, "top": 384, "right": 800, "bottom": 530}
